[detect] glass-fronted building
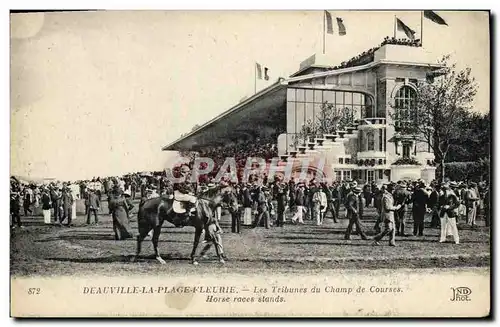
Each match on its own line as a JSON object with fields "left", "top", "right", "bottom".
{"left": 164, "top": 41, "right": 444, "bottom": 184}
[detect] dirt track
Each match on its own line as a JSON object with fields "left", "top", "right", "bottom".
{"left": 10, "top": 200, "right": 490, "bottom": 277}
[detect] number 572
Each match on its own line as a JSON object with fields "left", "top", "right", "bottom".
{"left": 28, "top": 288, "right": 40, "bottom": 295}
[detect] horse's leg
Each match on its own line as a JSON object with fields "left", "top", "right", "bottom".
{"left": 152, "top": 226, "right": 166, "bottom": 264}
{"left": 190, "top": 226, "right": 203, "bottom": 265}
{"left": 131, "top": 228, "right": 148, "bottom": 262}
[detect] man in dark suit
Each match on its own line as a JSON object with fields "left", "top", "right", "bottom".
{"left": 344, "top": 187, "right": 369, "bottom": 240}
{"left": 324, "top": 183, "right": 338, "bottom": 223}
{"left": 87, "top": 189, "right": 100, "bottom": 225}
{"left": 240, "top": 183, "right": 253, "bottom": 226}
{"left": 50, "top": 185, "right": 61, "bottom": 223}
{"left": 61, "top": 186, "right": 74, "bottom": 226}
{"left": 331, "top": 182, "right": 342, "bottom": 221}
{"left": 275, "top": 183, "right": 287, "bottom": 227}
{"left": 428, "top": 182, "right": 441, "bottom": 228}
{"left": 252, "top": 186, "right": 270, "bottom": 229}
{"left": 483, "top": 187, "right": 490, "bottom": 228}
{"left": 130, "top": 179, "right": 137, "bottom": 200}
{"left": 411, "top": 180, "right": 429, "bottom": 236}
{"left": 10, "top": 183, "right": 22, "bottom": 228}
{"left": 373, "top": 184, "right": 384, "bottom": 233}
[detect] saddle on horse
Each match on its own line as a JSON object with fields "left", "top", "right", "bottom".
{"left": 172, "top": 191, "right": 197, "bottom": 227}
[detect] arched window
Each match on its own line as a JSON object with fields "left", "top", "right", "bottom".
{"left": 394, "top": 86, "right": 417, "bottom": 130}
{"left": 367, "top": 131, "right": 375, "bottom": 151}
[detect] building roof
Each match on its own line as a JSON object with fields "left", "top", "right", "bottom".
{"left": 162, "top": 79, "right": 287, "bottom": 151}
{"left": 163, "top": 41, "right": 444, "bottom": 152}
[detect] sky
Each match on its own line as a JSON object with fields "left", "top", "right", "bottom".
{"left": 10, "top": 10, "right": 490, "bottom": 181}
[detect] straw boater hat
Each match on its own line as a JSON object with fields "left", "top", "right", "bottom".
{"left": 353, "top": 186, "right": 362, "bottom": 193}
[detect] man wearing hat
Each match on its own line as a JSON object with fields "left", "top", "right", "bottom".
{"left": 275, "top": 182, "right": 287, "bottom": 227}
{"left": 439, "top": 182, "right": 460, "bottom": 244}
{"left": 464, "top": 182, "right": 480, "bottom": 227}
{"left": 241, "top": 183, "right": 253, "bottom": 226}
{"left": 172, "top": 165, "right": 197, "bottom": 216}
{"left": 393, "top": 181, "right": 411, "bottom": 237}
{"left": 324, "top": 183, "right": 338, "bottom": 223}
{"left": 10, "top": 181, "right": 22, "bottom": 228}
{"left": 373, "top": 183, "right": 402, "bottom": 246}
{"left": 252, "top": 185, "right": 270, "bottom": 229}
{"left": 411, "top": 180, "right": 429, "bottom": 236}
{"left": 428, "top": 182, "right": 441, "bottom": 228}
{"left": 61, "top": 186, "right": 74, "bottom": 227}
{"left": 41, "top": 186, "right": 52, "bottom": 225}
{"left": 49, "top": 185, "right": 61, "bottom": 223}
{"left": 344, "top": 186, "right": 369, "bottom": 240}
{"left": 291, "top": 182, "right": 306, "bottom": 224}
{"left": 86, "top": 188, "right": 100, "bottom": 225}
{"left": 373, "top": 183, "right": 385, "bottom": 233}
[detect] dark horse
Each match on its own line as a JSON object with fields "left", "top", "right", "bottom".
{"left": 132, "top": 186, "right": 237, "bottom": 265}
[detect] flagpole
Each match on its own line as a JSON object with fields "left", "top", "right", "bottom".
{"left": 323, "top": 11, "right": 326, "bottom": 54}
{"left": 254, "top": 62, "right": 257, "bottom": 94}
{"left": 393, "top": 15, "right": 396, "bottom": 38}
{"left": 420, "top": 11, "right": 424, "bottom": 47}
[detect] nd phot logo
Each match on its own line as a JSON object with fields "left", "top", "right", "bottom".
{"left": 450, "top": 287, "right": 471, "bottom": 302}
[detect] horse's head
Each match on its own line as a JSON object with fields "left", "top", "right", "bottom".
{"left": 196, "top": 185, "right": 238, "bottom": 211}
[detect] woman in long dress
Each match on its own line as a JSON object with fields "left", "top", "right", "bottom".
{"left": 109, "top": 187, "right": 134, "bottom": 240}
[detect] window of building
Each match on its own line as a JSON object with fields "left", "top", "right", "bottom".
{"left": 339, "top": 158, "right": 344, "bottom": 164}
{"left": 403, "top": 143, "right": 411, "bottom": 158}
{"left": 335, "top": 171, "right": 342, "bottom": 181}
{"left": 345, "top": 158, "right": 350, "bottom": 164}
{"left": 367, "top": 170, "right": 374, "bottom": 182}
{"left": 286, "top": 88, "right": 372, "bottom": 137}
{"left": 378, "top": 169, "right": 383, "bottom": 179}
{"left": 394, "top": 86, "right": 417, "bottom": 131}
{"left": 367, "top": 131, "right": 375, "bottom": 151}
{"left": 343, "top": 170, "right": 351, "bottom": 181}
{"left": 379, "top": 129, "right": 383, "bottom": 151}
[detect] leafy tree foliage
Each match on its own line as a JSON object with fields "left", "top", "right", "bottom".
{"left": 391, "top": 55, "right": 479, "bottom": 181}
{"left": 295, "top": 102, "right": 355, "bottom": 145}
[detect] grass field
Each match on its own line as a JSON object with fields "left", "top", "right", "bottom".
{"left": 10, "top": 199, "right": 490, "bottom": 277}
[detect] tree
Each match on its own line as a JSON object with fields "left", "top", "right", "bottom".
{"left": 391, "top": 55, "right": 478, "bottom": 182}
{"left": 295, "top": 102, "right": 354, "bottom": 146}
{"left": 448, "top": 111, "right": 490, "bottom": 162}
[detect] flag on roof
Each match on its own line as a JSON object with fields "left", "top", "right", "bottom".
{"left": 424, "top": 10, "right": 448, "bottom": 26}
{"left": 396, "top": 18, "right": 416, "bottom": 40}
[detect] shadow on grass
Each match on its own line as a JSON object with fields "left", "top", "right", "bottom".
{"left": 35, "top": 233, "right": 197, "bottom": 244}
{"left": 35, "top": 233, "right": 117, "bottom": 242}
{"left": 45, "top": 253, "right": 192, "bottom": 264}
{"left": 280, "top": 240, "right": 375, "bottom": 246}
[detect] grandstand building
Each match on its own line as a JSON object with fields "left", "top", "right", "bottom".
{"left": 163, "top": 40, "right": 444, "bottom": 184}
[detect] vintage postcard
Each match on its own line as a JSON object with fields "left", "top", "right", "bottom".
{"left": 10, "top": 9, "right": 491, "bottom": 317}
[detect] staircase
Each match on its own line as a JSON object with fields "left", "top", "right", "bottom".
{"left": 280, "top": 120, "right": 360, "bottom": 163}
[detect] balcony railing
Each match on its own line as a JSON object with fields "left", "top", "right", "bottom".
{"left": 357, "top": 118, "right": 386, "bottom": 126}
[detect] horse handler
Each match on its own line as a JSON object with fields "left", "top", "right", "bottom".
{"left": 200, "top": 216, "right": 226, "bottom": 264}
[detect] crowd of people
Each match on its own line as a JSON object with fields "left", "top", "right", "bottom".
{"left": 179, "top": 136, "right": 279, "bottom": 183}
{"left": 212, "top": 177, "right": 489, "bottom": 246}
{"left": 328, "top": 37, "right": 422, "bottom": 71}
{"left": 9, "top": 174, "right": 168, "bottom": 240}
{"left": 11, "top": 167, "right": 490, "bottom": 247}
